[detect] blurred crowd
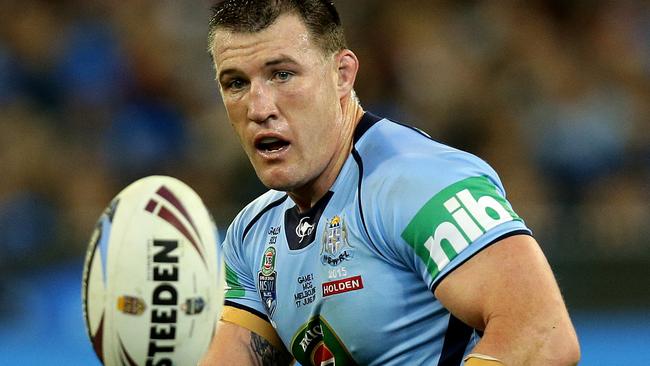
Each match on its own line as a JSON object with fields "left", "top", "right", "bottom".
{"left": 1, "top": 0, "right": 648, "bottom": 287}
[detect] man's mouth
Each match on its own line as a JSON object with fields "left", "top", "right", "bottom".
{"left": 255, "top": 137, "right": 290, "bottom": 153}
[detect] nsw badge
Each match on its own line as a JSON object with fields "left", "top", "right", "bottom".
{"left": 258, "top": 246, "right": 277, "bottom": 317}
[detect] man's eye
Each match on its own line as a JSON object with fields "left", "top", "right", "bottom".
{"left": 227, "top": 79, "right": 246, "bottom": 90}
{"left": 274, "top": 71, "right": 293, "bottom": 81}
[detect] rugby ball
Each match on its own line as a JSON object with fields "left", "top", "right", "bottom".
{"left": 81, "top": 176, "right": 225, "bottom": 366}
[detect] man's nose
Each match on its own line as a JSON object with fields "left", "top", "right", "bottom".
{"left": 247, "top": 81, "right": 277, "bottom": 124}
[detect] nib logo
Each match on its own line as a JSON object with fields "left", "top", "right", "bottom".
{"left": 290, "top": 316, "right": 357, "bottom": 366}
{"left": 402, "top": 176, "right": 522, "bottom": 278}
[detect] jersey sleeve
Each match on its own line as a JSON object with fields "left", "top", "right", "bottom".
{"left": 219, "top": 197, "right": 287, "bottom": 349}
{"left": 221, "top": 220, "right": 268, "bottom": 316}
{"left": 361, "top": 146, "right": 532, "bottom": 291}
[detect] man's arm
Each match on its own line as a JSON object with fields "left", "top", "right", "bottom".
{"left": 435, "top": 234, "right": 580, "bottom": 365}
{"left": 199, "top": 320, "right": 293, "bottom": 366}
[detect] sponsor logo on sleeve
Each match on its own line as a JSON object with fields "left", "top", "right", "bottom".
{"left": 401, "top": 176, "right": 522, "bottom": 279}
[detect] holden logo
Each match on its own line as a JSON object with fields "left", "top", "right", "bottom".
{"left": 296, "top": 217, "right": 315, "bottom": 243}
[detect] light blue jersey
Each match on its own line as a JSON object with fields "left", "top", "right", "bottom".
{"left": 222, "top": 113, "right": 531, "bottom": 365}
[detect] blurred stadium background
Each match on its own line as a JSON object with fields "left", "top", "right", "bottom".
{"left": 0, "top": 0, "right": 648, "bottom": 364}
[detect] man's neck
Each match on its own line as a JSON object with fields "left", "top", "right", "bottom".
{"left": 290, "top": 101, "right": 365, "bottom": 212}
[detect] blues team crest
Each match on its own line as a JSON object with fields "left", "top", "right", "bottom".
{"left": 320, "top": 215, "right": 354, "bottom": 266}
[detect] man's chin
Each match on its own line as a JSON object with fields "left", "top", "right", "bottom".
{"left": 257, "top": 173, "right": 302, "bottom": 193}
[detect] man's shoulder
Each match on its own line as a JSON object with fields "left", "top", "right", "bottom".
{"left": 352, "top": 116, "right": 507, "bottom": 226}
{"left": 357, "top": 117, "right": 494, "bottom": 187}
{"left": 228, "top": 190, "right": 288, "bottom": 238}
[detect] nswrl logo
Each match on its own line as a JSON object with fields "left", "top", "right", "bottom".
{"left": 401, "top": 176, "right": 522, "bottom": 278}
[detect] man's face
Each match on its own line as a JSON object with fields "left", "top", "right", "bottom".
{"left": 211, "top": 14, "right": 347, "bottom": 194}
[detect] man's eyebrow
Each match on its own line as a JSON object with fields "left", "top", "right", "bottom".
{"left": 218, "top": 56, "right": 299, "bottom": 81}
{"left": 264, "top": 56, "right": 298, "bottom": 67}
{"left": 218, "top": 68, "right": 239, "bottom": 82}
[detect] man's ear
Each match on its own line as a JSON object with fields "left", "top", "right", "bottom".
{"left": 335, "top": 49, "right": 359, "bottom": 98}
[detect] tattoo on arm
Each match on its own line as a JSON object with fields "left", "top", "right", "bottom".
{"left": 250, "top": 333, "right": 293, "bottom": 366}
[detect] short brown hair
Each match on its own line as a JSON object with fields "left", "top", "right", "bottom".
{"left": 208, "top": 0, "right": 347, "bottom": 56}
